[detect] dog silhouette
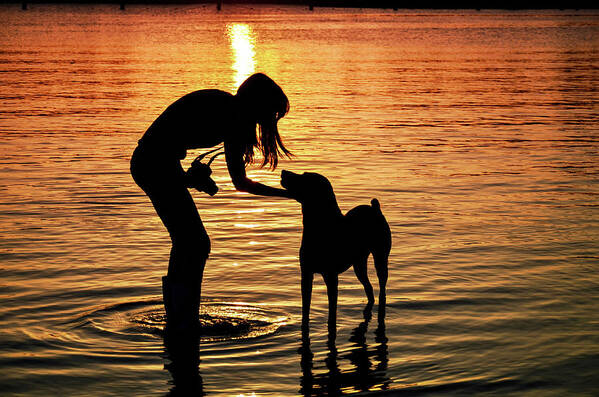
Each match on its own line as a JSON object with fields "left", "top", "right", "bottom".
{"left": 281, "top": 170, "right": 391, "bottom": 338}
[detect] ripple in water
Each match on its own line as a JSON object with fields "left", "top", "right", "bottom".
{"left": 82, "top": 299, "right": 288, "bottom": 342}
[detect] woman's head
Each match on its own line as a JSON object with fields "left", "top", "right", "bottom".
{"left": 236, "top": 73, "right": 291, "bottom": 169}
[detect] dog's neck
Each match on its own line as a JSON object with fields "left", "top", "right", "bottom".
{"left": 301, "top": 197, "right": 343, "bottom": 229}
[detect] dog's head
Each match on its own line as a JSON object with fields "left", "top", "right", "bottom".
{"left": 281, "top": 170, "right": 338, "bottom": 212}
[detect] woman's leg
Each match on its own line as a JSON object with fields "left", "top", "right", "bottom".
{"left": 148, "top": 183, "right": 210, "bottom": 279}
{"left": 132, "top": 147, "right": 210, "bottom": 281}
{"left": 149, "top": 187, "right": 209, "bottom": 335}
{"left": 131, "top": 148, "right": 209, "bottom": 333}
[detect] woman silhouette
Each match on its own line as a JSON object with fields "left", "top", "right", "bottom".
{"left": 130, "top": 73, "right": 292, "bottom": 335}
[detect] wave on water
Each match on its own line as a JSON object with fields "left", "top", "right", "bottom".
{"left": 71, "top": 299, "right": 289, "bottom": 343}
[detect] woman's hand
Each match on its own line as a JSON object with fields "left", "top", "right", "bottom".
{"left": 225, "top": 141, "right": 291, "bottom": 198}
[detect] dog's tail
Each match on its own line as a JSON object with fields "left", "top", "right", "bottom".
{"left": 371, "top": 198, "right": 382, "bottom": 213}
{"left": 369, "top": 198, "right": 392, "bottom": 255}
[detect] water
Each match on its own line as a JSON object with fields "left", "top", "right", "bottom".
{"left": 1, "top": 4, "right": 598, "bottom": 395}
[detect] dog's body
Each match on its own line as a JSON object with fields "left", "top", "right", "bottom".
{"left": 281, "top": 170, "right": 391, "bottom": 337}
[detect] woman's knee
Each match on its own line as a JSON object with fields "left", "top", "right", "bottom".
{"left": 169, "top": 234, "right": 209, "bottom": 280}
{"left": 174, "top": 230, "right": 211, "bottom": 259}
{"left": 197, "top": 231, "right": 211, "bottom": 259}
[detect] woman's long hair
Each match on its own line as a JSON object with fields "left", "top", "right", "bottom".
{"left": 236, "top": 73, "right": 291, "bottom": 169}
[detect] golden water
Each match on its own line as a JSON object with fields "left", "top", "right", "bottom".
{"left": 1, "top": 4, "right": 598, "bottom": 395}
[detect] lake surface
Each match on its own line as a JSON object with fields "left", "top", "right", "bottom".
{"left": 1, "top": 4, "right": 598, "bottom": 396}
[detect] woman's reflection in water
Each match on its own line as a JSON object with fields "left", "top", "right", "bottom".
{"left": 299, "top": 304, "right": 390, "bottom": 396}
{"left": 163, "top": 336, "right": 204, "bottom": 396}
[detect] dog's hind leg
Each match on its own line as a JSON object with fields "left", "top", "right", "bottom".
{"left": 373, "top": 251, "right": 389, "bottom": 319}
{"left": 353, "top": 255, "right": 374, "bottom": 305}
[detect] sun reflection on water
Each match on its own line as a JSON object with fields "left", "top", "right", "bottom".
{"left": 227, "top": 23, "right": 256, "bottom": 89}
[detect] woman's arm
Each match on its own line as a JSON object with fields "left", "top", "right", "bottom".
{"left": 225, "top": 141, "right": 292, "bottom": 198}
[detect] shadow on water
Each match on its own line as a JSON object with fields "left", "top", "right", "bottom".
{"left": 299, "top": 303, "right": 390, "bottom": 396}
{"left": 74, "top": 300, "right": 289, "bottom": 395}
{"left": 160, "top": 301, "right": 389, "bottom": 395}
{"left": 163, "top": 334, "right": 204, "bottom": 396}
{"left": 75, "top": 295, "right": 390, "bottom": 394}
{"left": 160, "top": 302, "right": 290, "bottom": 395}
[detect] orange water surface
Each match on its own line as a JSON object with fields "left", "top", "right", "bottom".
{"left": 0, "top": 4, "right": 598, "bottom": 395}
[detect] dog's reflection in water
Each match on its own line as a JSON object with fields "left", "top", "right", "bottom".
{"left": 299, "top": 304, "right": 390, "bottom": 396}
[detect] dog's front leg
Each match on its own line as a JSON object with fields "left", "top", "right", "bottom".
{"left": 323, "top": 273, "right": 338, "bottom": 341}
{"left": 301, "top": 270, "right": 313, "bottom": 337}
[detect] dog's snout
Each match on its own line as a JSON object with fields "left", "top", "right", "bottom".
{"left": 281, "top": 169, "right": 292, "bottom": 189}
{"left": 281, "top": 170, "right": 298, "bottom": 185}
